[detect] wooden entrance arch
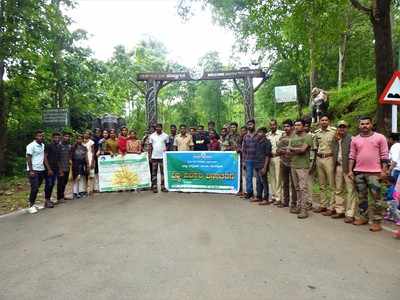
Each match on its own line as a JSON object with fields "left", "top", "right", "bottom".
{"left": 136, "top": 68, "right": 267, "bottom": 127}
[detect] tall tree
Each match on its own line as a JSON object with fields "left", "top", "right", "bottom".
{"left": 350, "top": 0, "right": 396, "bottom": 133}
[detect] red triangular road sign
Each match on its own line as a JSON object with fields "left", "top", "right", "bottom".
{"left": 379, "top": 71, "right": 400, "bottom": 104}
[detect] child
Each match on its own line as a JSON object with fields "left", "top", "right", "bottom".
{"left": 386, "top": 176, "right": 400, "bottom": 225}
{"left": 72, "top": 135, "right": 89, "bottom": 199}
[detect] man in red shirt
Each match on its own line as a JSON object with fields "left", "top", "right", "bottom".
{"left": 348, "top": 116, "right": 389, "bottom": 232}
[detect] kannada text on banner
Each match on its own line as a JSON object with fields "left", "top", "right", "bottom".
{"left": 164, "top": 151, "right": 240, "bottom": 193}
{"left": 98, "top": 153, "right": 151, "bottom": 192}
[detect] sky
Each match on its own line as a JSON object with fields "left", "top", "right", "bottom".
{"left": 67, "top": 0, "right": 249, "bottom": 68}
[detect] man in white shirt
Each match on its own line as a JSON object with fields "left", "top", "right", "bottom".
{"left": 148, "top": 123, "right": 169, "bottom": 193}
{"left": 26, "top": 130, "right": 49, "bottom": 213}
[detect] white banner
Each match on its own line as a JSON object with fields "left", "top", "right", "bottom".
{"left": 98, "top": 153, "right": 151, "bottom": 192}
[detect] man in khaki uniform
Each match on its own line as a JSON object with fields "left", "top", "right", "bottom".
{"left": 332, "top": 121, "right": 358, "bottom": 222}
{"left": 313, "top": 115, "right": 336, "bottom": 215}
{"left": 266, "top": 120, "right": 283, "bottom": 205}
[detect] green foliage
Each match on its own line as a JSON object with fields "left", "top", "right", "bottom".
{"left": 328, "top": 79, "right": 376, "bottom": 133}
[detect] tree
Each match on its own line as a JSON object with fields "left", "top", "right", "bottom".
{"left": 349, "top": 0, "right": 396, "bottom": 134}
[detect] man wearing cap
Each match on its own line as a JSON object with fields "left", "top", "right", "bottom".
{"left": 332, "top": 121, "right": 358, "bottom": 222}
{"left": 313, "top": 115, "right": 336, "bottom": 215}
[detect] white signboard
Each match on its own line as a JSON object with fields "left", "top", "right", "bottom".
{"left": 274, "top": 85, "right": 297, "bottom": 103}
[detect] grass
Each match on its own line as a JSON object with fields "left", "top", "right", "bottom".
{"left": 0, "top": 176, "right": 44, "bottom": 215}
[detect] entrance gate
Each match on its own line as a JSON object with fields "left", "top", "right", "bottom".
{"left": 136, "top": 68, "right": 266, "bottom": 127}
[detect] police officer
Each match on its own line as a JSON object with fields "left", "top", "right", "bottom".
{"left": 313, "top": 115, "right": 336, "bottom": 215}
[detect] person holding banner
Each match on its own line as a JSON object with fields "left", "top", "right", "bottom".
{"left": 148, "top": 123, "right": 169, "bottom": 193}
{"left": 126, "top": 130, "right": 142, "bottom": 154}
{"left": 174, "top": 125, "right": 194, "bottom": 151}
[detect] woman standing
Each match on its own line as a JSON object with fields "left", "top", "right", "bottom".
{"left": 118, "top": 126, "right": 129, "bottom": 155}
{"left": 127, "top": 130, "right": 142, "bottom": 154}
{"left": 72, "top": 134, "right": 89, "bottom": 199}
{"left": 83, "top": 130, "right": 95, "bottom": 196}
{"left": 105, "top": 129, "right": 119, "bottom": 156}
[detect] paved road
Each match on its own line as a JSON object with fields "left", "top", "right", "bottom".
{"left": 1, "top": 191, "right": 399, "bottom": 300}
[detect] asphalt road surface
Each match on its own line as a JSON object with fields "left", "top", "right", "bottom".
{"left": 1, "top": 191, "right": 399, "bottom": 300}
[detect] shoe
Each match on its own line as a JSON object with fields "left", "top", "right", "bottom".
{"left": 277, "top": 202, "right": 288, "bottom": 208}
{"left": 244, "top": 193, "right": 254, "bottom": 199}
{"left": 274, "top": 201, "right": 282, "bottom": 206}
{"left": 33, "top": 204, "right": 41, "bottom": 209}
{"left": 369, "top": 223, "right": 382, "bottom": 232}
{"left": 27, "top": 206, "right": 38, "bottom": 214}
{"left": 73, "top": 193, "right": 81, "bottom": 199}
{"left": 331, "top": 213, "right": 345, "bottom": 219}
{"left": 306, "top": 202, "right": 313, "bottom": 211}
{"left": 396, "top": 221, "right": 400, "bottom": 226}
{"left": 258, "top": 200, "right": 271, "bottom": 205}
{"left": 57, "top": 199, "right": 66, "bottom": 204}
{"left": 250, "top": 197, "right": 262, "bottom": 203}
{"left": 44, "top": 201, "right": 54, "bottom": 208}
{"left": 322, "top": 209, "right": 335, "bottom": 217}
{"left": 393, "top": 230, "right": 400, "bottom": 239}
{"left": 290, "top": 207, "right": 300, "bottom": 214}
{"left": 344, "top": 217, "right": 354, "bottom": 223}
{"left": 161, "top": 187, "right": 168, "bottom": 192}
{"left": 297, "top": 209, "right": 309, "bottom": 219}
{"left": 353, "top": 218, "right": 368, "bottom": 226}
{"left": 313, "top": 207, "right": 327, "bottom": 213}
{"left": 152, "top": 188, "right": 158, "bottom": 193}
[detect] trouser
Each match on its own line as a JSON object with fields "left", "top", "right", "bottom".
{"left": 57, "top": 169, "right": 70, "bottom": 200}
{"left": 291, "top": 168, "right": 310, "bottom": 210}
{"left": 73, "top": 176, "right": 86, "bottom": 194}
{"left": 354, "top": 172, "right": 386, "bottom": 223}
{"left": 239, "top": 155, "right": 244, "bottom": 193}
{"left": 307, "top": 165, "right": 315, "bottom": 206}
{"left": 388, "top": 200, "right": 400, "bottom": 221}
{"left": 45, "top": 170, "right": 58, "bottom": 200}
{"left": 268, "top": 156, "right": 282, "bottom": 201}
{"left": 28, "top": 171, "right": 46, "bottom": 206}
{"left": 255, "top": 168, "right": 269, "bottom": 199}
{"left": 245, "top": 160, "right": 254, "bottom": 194}
{"left": 316, "top": 156, "right": 335, "bottom": 208}
{"left": 334, "top": 164, "right": 358, "bottom": 216}
{"left": 151, "top": 159, "right": 165, "bottom": 188}
{"left": 280, "top": 162, "right": 297, "bottom": 207}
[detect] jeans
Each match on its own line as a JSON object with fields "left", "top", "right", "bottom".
{"left": 388, "top": 200, "right": 400, "bottom": 221}
{"left": 45, "top": 170, "right": 58, "bottom": 200}
{"left": 151, "top": 159, "right": 165, "bottom": 188}
{"left": 57, "top": 169, "right": 70, "bottom": 200}
{"left": 28, "top": 171, "right": 46, "bottom": 206}
{"left": 245, "top": 160, "right": 254, "bottom": 194}
{"left": 255, "top": 168, "right": 269, "bottom": 199}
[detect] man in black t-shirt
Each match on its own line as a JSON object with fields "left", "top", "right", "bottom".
{"left": 44, "top": 132, "right": 62, "bottom": 207}
{"left": 193, "top": 125, "right": 209, "bottom": 151}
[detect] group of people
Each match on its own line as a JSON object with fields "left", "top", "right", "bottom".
{"left": 239, "top": 115, "right": 398, "bottom": 236}
{"left": 25, "top": 116, "right": 400, "bottom": 238}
